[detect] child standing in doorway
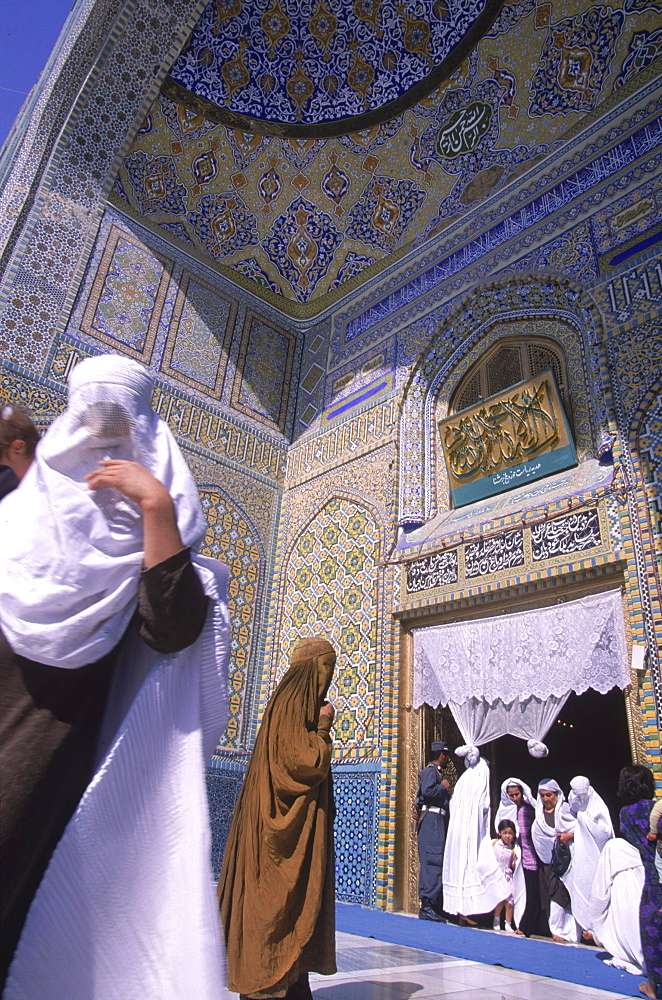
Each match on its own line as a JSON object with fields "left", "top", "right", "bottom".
{"left": 493, "top": 820, "right": 518, "bottom": 932}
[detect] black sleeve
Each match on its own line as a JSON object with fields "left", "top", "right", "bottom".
{"left": 136, "top": 547, "right": 209, "bottom": 653}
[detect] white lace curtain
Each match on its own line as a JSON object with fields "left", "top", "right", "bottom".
{"left": 413, "top": 588, "right": 629, "bottom": 756}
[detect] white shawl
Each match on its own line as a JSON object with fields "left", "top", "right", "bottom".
{"left": 532, "top": 779, "right": 575, "bottom": 865}
{"left": 588, "top": 838, "right": 644, "bottom": 976}
{"left": 443, "top": 755, "right": 509, "bottom": 916}
{"left": 496, "top": 777, "right": 536, "bottom": 836}
{"left": 1, "top": 355, "right": 231, "bottom": 1000}
{"left": 564, "top": 776, "right": 614, "bottom": 931}
{"left": 0, "top": 354, "right": 206, "bottom": 667}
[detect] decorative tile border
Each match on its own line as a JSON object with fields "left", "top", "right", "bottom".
{"left": 288, "top": 398, "right": 398, "bottom": 486}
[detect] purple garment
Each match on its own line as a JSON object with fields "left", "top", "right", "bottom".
{"left": 620, "top": 800, "right": 662, "bottom": 984}
{"left": 517, "top": 804, "right": 538, "bottom": 871}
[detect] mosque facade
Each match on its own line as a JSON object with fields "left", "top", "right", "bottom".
{"left": 0, "top": 0, "right": 660, "bottom": 913}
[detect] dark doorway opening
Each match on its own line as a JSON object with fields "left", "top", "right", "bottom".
{"left": 490, "top": 687, "right": 632, "bottom": 831}
{"left": 425, "top": 687, "right": 632, "bottom": 831}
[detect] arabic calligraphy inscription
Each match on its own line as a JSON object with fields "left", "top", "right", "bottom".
{"left": 465, "top": 530, "right": 524, "bottom": 579}
{"left": 437, "top": 101, "right": 493, "bottom": 159}
{"left": 406, "top": 549, "right": 459, "bottom": 593}
{"left": 531, "top": 508, "right": 601, "bottom": 562}
{"left": 442, "top": 378, "right": 561, "bottom": 484}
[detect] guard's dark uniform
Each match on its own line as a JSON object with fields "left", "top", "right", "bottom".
{"left": 417, "top": 761, "right": 450, "bottom": 910}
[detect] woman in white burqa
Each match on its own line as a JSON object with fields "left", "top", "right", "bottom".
{"left": 0, "top": 355, "right": 230, "bottom": 1000}
{"left": 588, "top": 838, "right": 645, "bottom": 975}
{"left": 442, "top": 747, "right": 510, "bottom": 924}
{"left": 564, "top": 776, "right": 614, "bottom": 935}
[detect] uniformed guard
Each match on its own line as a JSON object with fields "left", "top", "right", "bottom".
{"left": 417, "top": 740, "right": 451, "bottom": 921}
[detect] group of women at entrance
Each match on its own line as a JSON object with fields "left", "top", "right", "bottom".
{"left": 445, "top": 760, "right": 661, "bottom": 1000}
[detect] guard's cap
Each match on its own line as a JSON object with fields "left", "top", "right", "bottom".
{"left": 431, "top": 741, "right": 449, "bottom": 754}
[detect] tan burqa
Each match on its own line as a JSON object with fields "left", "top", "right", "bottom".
{"left": 218, "top": 638, "right": 337, "bottom": 998}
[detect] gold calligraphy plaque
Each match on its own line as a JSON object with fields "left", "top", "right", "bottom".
{"left": 438, "top": 370, "right": 576, "bottom": 506}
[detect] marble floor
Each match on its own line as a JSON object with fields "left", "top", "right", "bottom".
{"left": 222, "top": 931, "right": 639, "bottom": 999}
{"left": 310, "top": 933, "right": 636, "bottom": 1000}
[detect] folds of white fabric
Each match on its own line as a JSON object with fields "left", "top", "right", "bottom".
{"left": 443, "top": 757, "right": 509, "bottom": 916}
{"left": 4, "top": 557, "right": 230, "bottom": 1000}
{"left": 588, "top": 839, "right": 645, "bottom": 977}
{"left": 549, "top": 901, "right": 581, "bottom": 942}
{"left": 413, "top": 589, "right": 629, "bottom": 707}
{"left": 532, "top": 782, "right": 575, "bottom": 865}
{"left": 512, "top": 846, "right": 526, "bottom": 928}
{"left": 0, "top": 355, "right": 207, "bottom": 670}
{"left": 563, "top": 783, "right": 614, "bottom": 932}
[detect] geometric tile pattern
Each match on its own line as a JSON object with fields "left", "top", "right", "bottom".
{"left": 333, "top": 103, "right": 662, "bottom": 356}
{"left": 161, "top": 272, "right": 237, "bottom": 397}
{"left": 113, "top": 0, "right": 655, "bottom": 308}
{"left": 190, "top": 192, "right": 260, "bottom": 259}
{"left": 605, "top": 319, "right": 662, "bottom": 752}
{"left": 638, "top": 391, "right": 662, "bottom": 534}
{"left": 199, "top": 488, "right": 262, "bottom": 749}
{"left": 231, "top": 309, "right": 297, "bottom": 433}
{"left": 206, "top": 763, "right": 245, "bottom": 880}
{"left": 613, "top": 25, "right": 662, "bottom": 89}
{"left": 123, "top": 151, "right": 188, "bottom": 216}
{"left": 264, "top": 197, "right": 344, "bottom": 301}
{"left": 206, "top": 760, "right": 380, "bottom": 904}
{"left": 278, "top": 498, "right": 381, "bottom": 753}
{"left": 512, "top": 221, "right": 598, "bottom": 283}
{"left": 169, "top": 0, "right": 498, "bottom": 128}
{"left": 333, "top": 766, "right": 380, "bottom": 905}
{"left": 529, "top": 6, "right": 626, "bottom": 116}
{"left": 80, "top": 225, "right": 173, "bottom": 364}
{"left": 346, "top": 176, "right": 426, "bottom": 250}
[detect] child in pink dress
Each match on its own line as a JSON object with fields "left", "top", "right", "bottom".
{"left": 493, "top": 820, "right": 517, "bottom": 932}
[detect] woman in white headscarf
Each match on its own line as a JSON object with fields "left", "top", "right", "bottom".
{"left": 0, "top": 355, "right": 230, "bottom": 1000}
{"left": 532, "top": 779, "right": 581, "bottom": 942}
{"left": 496, "top": 778, "right": 541, "bottom": 936}
{"left": 564, "top": 776, "right": 614, "bottom": 934}
{"left": 442, "top": 747, "right": 509, "bottom": 923}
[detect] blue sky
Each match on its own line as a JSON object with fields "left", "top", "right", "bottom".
{"left": 0, "top": 0, "right": 75, "bottom": 147}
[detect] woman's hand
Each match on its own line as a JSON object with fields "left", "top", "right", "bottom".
{"left": 558, "top": 831, "right": 574, "bottom": 845}
{"left": 85, "top": 460, "right": 183, "bottom": 568}
{"left": 85, "top": 460, "right": 170, "bottom": 508}
{"left": 319, "top": 701, "right": 335, "bottom": 723}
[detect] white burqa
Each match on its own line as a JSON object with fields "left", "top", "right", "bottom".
{"left": 588, "top": 838, "right": 645, "bottom": 976}
{"left": 564, "top": 776, "right": 614, "bottom": 932}
{"left": 0, "top": 355, "right": 230, "bottom": 1000}
{"left": 442, "top": 750, "right": 509, "bottom": 916}
{"left": 532, "top": 779, "right": 581, "bottom": 943}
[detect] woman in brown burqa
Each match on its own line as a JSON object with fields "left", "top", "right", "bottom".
{"left": 218, "top": 637, "right": 337, "bottom": 999}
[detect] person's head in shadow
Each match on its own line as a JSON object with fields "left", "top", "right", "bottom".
{"left": 0, "top": 405, "right": 40, "bottom": 489}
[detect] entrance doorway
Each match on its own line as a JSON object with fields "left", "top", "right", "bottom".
{"left": 424, "top": 686, "right": 632, "bottom": 830}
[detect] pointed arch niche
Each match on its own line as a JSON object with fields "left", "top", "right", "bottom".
{"left": 398, "top": 275, "right": 605, "bottom": 525}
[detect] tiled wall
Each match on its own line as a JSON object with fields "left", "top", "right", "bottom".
{"left": 1, "top": 52, "right": 661, "bottom": 913}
